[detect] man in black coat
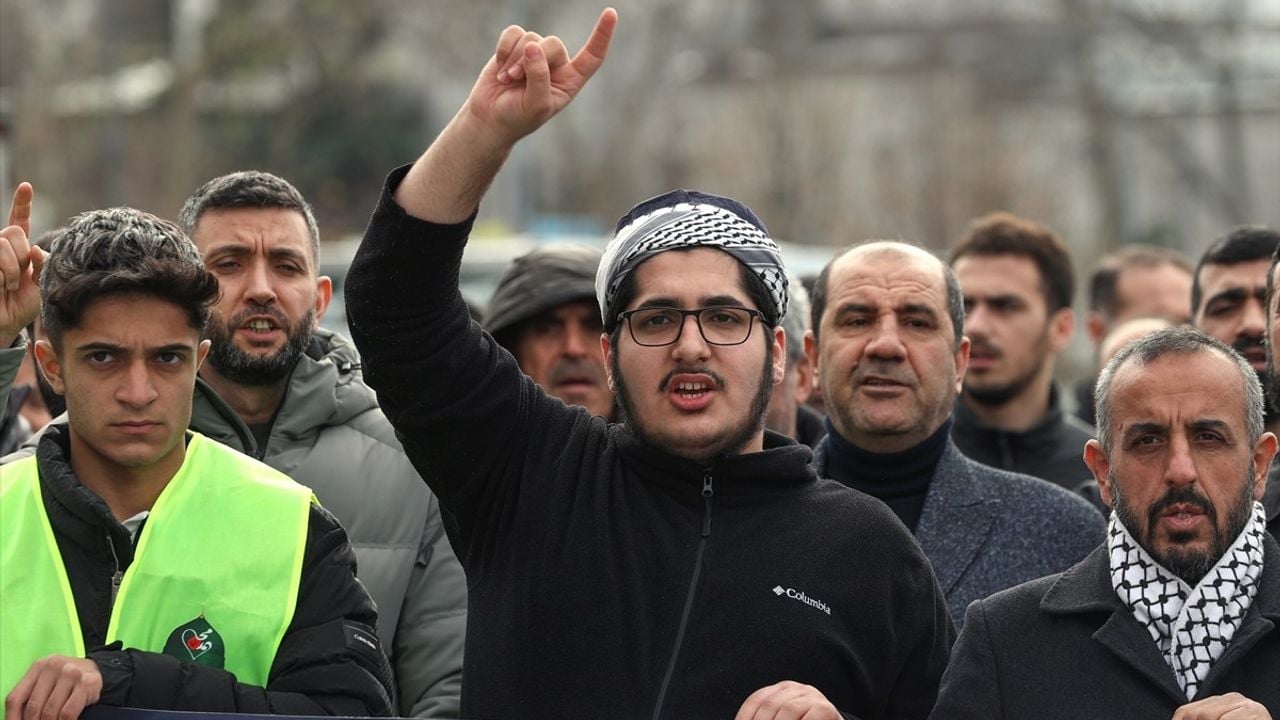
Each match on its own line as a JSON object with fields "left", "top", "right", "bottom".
{"left": 932, "top": 328, "right": 1278, "bottom": 719}
{"left": 345, "top": 10, "right": 953, "bottom": 720}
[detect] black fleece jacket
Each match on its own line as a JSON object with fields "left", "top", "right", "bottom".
{"left": 24, "top": 423, "right": 394, "bottom": 716}
{"left": 346, "top": 166, "right": 954, "bottom": 720}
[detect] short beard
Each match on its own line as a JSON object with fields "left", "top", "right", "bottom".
{"left": 205, "top": 308, "right": 315, "bottom": 387}
{"left": 1112, "top": 469, "right": 1255, "bottom": 586}
{"left": 965, "top": 354, "right": 1046, "bottom": 408}
{"left": 612, "top": 337, "right": 774, "bottom": 465}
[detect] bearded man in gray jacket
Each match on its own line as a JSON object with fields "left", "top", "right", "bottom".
{"left": 178, "top": 172, "right": 466, "bottom": 717}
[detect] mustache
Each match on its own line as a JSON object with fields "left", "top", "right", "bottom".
{"left": 657, "top": 366, "right": 726, "bottom": 393}
{"left": 968, "top": 336, "right": 1002, "bottom": 358}
{"left": 1233, "top": 335, "right": 1264, "bottom": 353}
{"left": 226, "top": 302, "right": 290, "bottom": 329}
{"left": 548, "top": 358, "right": 606, "bottom": 385}
{"left": 852, "top": 360, "right": 915, "bottom": 387}
{"left": 1147, "top": 485, "right": 1216, "bottom": 527}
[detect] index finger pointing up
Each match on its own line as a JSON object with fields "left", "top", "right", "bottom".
{"left": 7, "top": 182, "right": 33, "bottom": 237}
{"left": 569, "top": 8, "right": 617, "bottom": 82}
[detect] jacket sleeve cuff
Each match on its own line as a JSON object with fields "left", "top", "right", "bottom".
{"left": 89, "top": 644, "right": 134, "bottom": 706}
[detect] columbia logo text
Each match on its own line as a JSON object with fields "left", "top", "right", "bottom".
{"left": 773, "top": 585, "right": 831, "bottom": 615}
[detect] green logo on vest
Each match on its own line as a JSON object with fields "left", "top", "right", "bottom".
{"left": 162, "top": 616, "right": 225, "bottom": 669}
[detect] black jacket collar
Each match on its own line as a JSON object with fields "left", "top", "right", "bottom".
{"left": 614, "top": 426, "right": 817, "bottom": 505}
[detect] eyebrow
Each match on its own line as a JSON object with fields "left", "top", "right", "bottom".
{"left": 835, "top": 302, "right": 939, "bottom": 318}
{"left": 1206, "top": 286, "right": 1266, "bottom": 306}
{"left": 1122, "top": 418, "right": 1232, "bottom": 440}
{"left": 74, "top": 341, "right": 196, "bottom": 354}
{"left": 634, "top": 295, "right": 749, "bottom": 310}
{"left": 205, "top": 242, "right": 310, "bottom": 265}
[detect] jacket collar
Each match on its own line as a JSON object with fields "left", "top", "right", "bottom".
{"left": 1039, "top": 535, "right": 1280, "bottom": 701}
{"left": 616, "top": 426, "right": 817, "bottom": 505}
{"left": 953, "top": 383, "right": 1070, "bottom": 449}
{"left": 914, "top": 439, "right": 998, "bottom": 595}
{"left": 813, "top": 424, "right": 997, "bottom": 596}
{"left": 34, "top": 420, "right": 136, "bottom": 561}
{"left": 191, "top": 328, "right": 373, "bottom": 459}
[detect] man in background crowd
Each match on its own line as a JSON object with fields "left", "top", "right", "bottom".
{"left": 949, "top": 211, "right": 1094, "bottom": 491}
{"left": 808, "top": 240, "right": 1103, "bottom": 627}
{"left": 485, "top": 243, "right": 613, "bottom": 418}
{"left": 177, "top": 170, "right": 466, "bottom": 717}
{"left": 1260, "top": 244, "right": 1280, "bottom": 537}
{"left": 766, "top": 272, "right": 823, "bottom": 447}
{"left": 1193, "top": 226, "right": 1277, "bottom": 399}
{"left": 1074, "top": 245, "right": 1193, "bottom": 425}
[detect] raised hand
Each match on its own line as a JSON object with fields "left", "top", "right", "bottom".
{"left": 463, "top": 7, "right": 617, "bottom": 145}
{"left": 393, "top": 8, "right": 618, "bottom": 224}
{"left": 0, "top": 182, "right": 45, "bottom": 347}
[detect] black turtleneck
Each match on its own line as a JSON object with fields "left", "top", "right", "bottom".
{"left": 821, "top": 417, "right": 952, "bottom": 532}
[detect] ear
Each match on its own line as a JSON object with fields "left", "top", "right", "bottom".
{"left": 196, "top": 338, "right": 212, "bottom": 370}
{"left": 1084, "top": 438, "right": 1113, "bottom": 507}
{"left": 600, "top": 333, "right": 615, "bottom": 391}
{"left": 954, "top": 336, "right": 971, "bottom": 394}
{"left": 33, "top": 340, "right": 66, "bottom": 396}
{"left": 771, "top": 326, "right": 786, "bottom": 386}
{"left": 1252, "top": 431, "right": 1278, "bottom": 502}
{"left": 1085, "top": 311, "right": 1107, "bottom": 345}
{"left": 313, "top": 276, "right": 334, "bottom": 325}
{"left": 803, "top": 329, "right": 819, "bottom": 378}
{"left": 1048, "top": 307, "right": 1075, "bottom": 353}
{"left": 794, "top": 345, "right": 815, "bottom": 404}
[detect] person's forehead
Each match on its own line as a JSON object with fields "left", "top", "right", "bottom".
{"left": 193, "top": 207, "right": 314, "bottom": 255}
{"left": 630, "top": 247, "right": 749, "bottom": 303}
{"left": 1110, "top": 349, "right": 1245, "bottom": 421}
{"left": 1116, "top": 263, "right": 1190, "bottom": 298}
{"left": 952, "top": 253, "right": 1041, "bottom": 297}
{"left": 1198, "top": 258, "right": 1270, "bottom": 296}
{"left": 69, "top": 293, "right": 200, "bottom": 345}
{"left": 828, "top": 247, "right": 949, "bottom": 306}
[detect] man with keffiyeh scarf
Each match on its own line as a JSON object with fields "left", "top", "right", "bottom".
{"left": 932, "top": 327, "right": 1278, "bottom": 720}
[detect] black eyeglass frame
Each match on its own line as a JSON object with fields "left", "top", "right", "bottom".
{"left": 616, "top": 306, "right": 764, "bottom": 347}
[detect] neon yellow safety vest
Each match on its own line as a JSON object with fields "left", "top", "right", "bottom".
{"left": 0, "top": 432, "right": 313, "bottom": 696}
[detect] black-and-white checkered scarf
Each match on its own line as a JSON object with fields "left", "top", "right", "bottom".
{"left": 596, "top": 202, "right": 788, "bottom": 329}
{"left": 1108, "top": 501, "right": 1266, "bottom": 700}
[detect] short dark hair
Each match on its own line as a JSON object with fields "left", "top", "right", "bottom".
{"left": 179, "top": 170, "right": 321, "bottom": 264}
{"left": 810, "top": 242, "right": 965, "bottom": 349}
{"left": 1089, "top": 245, "right": 1192, "bottom": 318}
{"left": 1095, "top": 326, "right": 1263, "bottom": 452}
{"left": 607, "top": 248, "right": 774, "bottom": 344}
{"left": 41, "top": 207, "right": 220, "bottom": 349}
{"left": 949, "top": 211, "right": 1074, "bottom": 313}
{"left": 1192, "top": 226, "right": 1280, "bottom": 315}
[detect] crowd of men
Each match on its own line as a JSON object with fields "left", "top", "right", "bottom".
{"left": 1, "top": 8, "right": 1278, "bottom": 720}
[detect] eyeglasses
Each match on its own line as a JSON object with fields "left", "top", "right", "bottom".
{"left": 617, "top": 306, "right": 763, "bottom": 347}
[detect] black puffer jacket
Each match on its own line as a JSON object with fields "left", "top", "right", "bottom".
{"left": 16, "top": 423, "right": 394, "bottom": 716}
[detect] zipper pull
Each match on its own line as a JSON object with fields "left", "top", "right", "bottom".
{"left": 701, "top": 472, "right": 714, "bottom": 537}
{"left": 107, "top": 532, "right": 124, "bottom": 607}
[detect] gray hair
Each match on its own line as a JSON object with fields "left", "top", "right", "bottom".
{"left": 780, "top": 271, "right": 811, "bottom": 363}
{"left": 179, "top": 170, "right": 321, "bottom": 264}
{"left": 1094, "top": 326, "right": 1265, "bottom": 451}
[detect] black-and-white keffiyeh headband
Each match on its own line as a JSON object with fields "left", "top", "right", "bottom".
{"left": 596, "top": 198, "right": 789, "bottom": 331}
{"left": 1108, "top": 501, "right": 1267, "bottom": 700}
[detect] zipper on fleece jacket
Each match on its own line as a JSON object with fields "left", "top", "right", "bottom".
{"left": 651, "top": 471, "right": 715, "bottom": 720}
